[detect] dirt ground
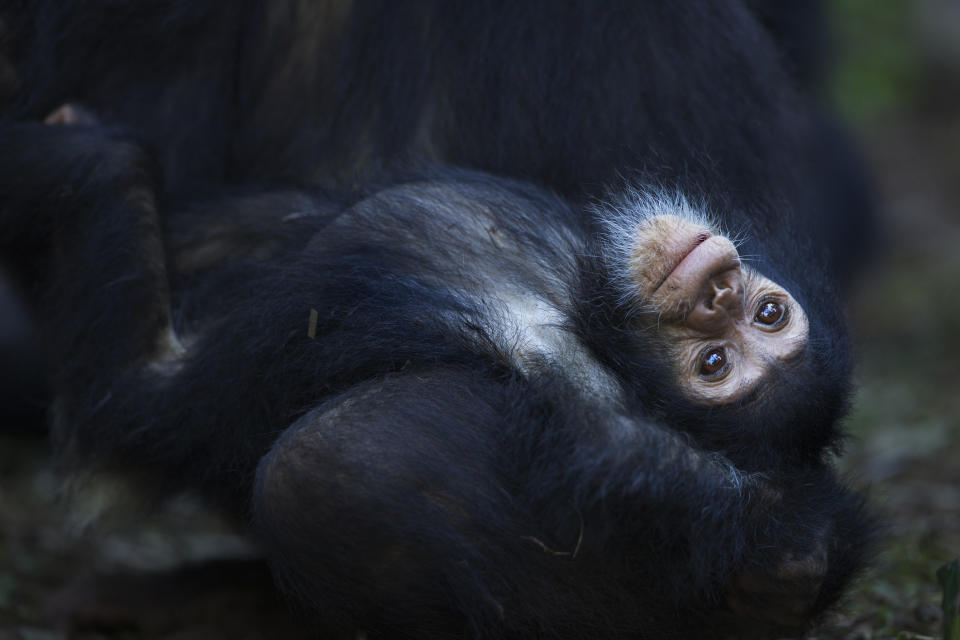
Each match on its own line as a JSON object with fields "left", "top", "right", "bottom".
{"left": 812, "top": 110, "right": 960, "bottom": 640}
{"left": 2, "top": 8, "right": 959, "bottom": 640}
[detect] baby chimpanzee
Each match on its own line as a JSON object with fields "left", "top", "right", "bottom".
{"left": 0, "top": 103, "right": 871, "bottom": 638}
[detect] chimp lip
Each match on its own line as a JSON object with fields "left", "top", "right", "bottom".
{"left": 653, "top": 232, "right": 713, "bottom": 292}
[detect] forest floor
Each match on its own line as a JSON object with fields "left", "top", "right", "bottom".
{"left": 1, "top": 76, "right": 959, "bottom": 640}
{"left": 809, "top": 106, "right": 960, "bottom": 640}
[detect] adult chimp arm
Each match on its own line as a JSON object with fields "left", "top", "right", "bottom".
{"left": 0, "top": 122, "right": 331, "bottom": 506}
{"left": 0, "top": 122, "right": 171, "bottom": 386}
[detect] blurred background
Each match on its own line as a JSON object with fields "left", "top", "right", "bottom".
{"left": 1, "top": 1, "right": 959, "bottom": 638}
{"left": 828, "top": 0, "right": 960, "bottom": 637}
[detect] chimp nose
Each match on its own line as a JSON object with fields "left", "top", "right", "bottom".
{"left": 685, "top": 268, "right": 744, "bottom": 333}
{"left": 710, "top": 270, "right": 743, "bottom": 313}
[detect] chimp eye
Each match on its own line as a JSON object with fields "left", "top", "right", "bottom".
{"left": 755, "top": 300, "right": 786, "bottom": 327}
{"left": 698, "top": 347, "right": 728, "bottom": 378}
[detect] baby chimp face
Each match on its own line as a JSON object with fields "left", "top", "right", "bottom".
{"left": 627, "top": 214, "right": 809, "bottom": 405}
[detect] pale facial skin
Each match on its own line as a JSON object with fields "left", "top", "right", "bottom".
{"left": 629, "top": 215, "right": 809, "bottom": 405}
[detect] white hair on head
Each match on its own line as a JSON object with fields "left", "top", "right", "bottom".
{"left": 591, "top": 186, "right": 732, "bottom": 313}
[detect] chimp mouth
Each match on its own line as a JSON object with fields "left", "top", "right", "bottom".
{"left": 653, "top": 232, "right": 713, "bottom": 292}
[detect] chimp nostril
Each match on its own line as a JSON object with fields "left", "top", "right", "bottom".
{"left": 711, "top": 281, "right": 744, "bottom": 314}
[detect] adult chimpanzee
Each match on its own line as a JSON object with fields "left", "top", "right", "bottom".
{"left": 0, "top": 0, "right": 872, "bottom": 280}
{"left": 0, "top": 0, "right": 875, "bottom": 638}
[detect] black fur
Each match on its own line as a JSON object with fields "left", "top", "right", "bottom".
{"left": 0, "top": 1, "right": 876, "bottom": 638}
{"left": 1, "top": 0, "right": 873, "bottom": 279}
